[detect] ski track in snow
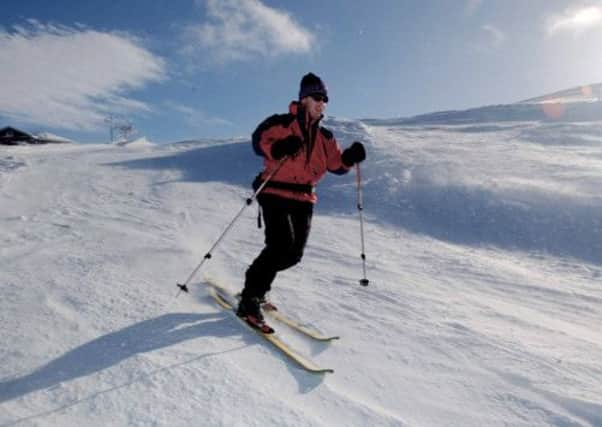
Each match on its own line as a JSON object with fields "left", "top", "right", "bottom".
{"left": 1, "top": 119, "right": 601, "bottom": 426}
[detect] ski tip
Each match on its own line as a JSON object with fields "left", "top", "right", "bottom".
{"left": 313, "top": 334, "right": 340, "bottom": 342}
{"left": 316, "top": 336, "right": 340, "bottom": 342}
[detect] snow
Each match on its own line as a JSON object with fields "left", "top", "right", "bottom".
{"left": 520, "top": 82, "right": 602, "bottom": 104}
{"left": 1, "top": 101, "right": 602, "bottom": 426}
{"left": 114, "top": 137, "right": 155, "bottom": 147}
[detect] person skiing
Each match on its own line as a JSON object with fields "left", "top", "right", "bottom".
{"left": 237, "top": 72, "right": 366, "bottom": 328}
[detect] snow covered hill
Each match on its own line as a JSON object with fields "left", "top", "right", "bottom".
{"left": 520, "top": 82, "right": 602, "bottom": 104}
{"left": 1, "top": 107, "right": 602, "bottom": 426}
{"left": 363, "top": 84, "right": 602, "bottom": 126}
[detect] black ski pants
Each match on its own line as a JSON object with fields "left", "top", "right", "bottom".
{"left": 242, "top": 194, "right": 313, "bottom": 300}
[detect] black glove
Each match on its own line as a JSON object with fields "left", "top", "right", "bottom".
{"left": 271, "top": 135, "right": 303, "bottom": 160}
{"left": 342, "top": 141, "right": 366, "bottom": 166}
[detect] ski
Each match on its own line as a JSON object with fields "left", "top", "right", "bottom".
{"left": 207, "top": 285, "right": 334, "bottom": 374}
{"left": 262, "top": 304, "right": 340, "bottom": 342}
{"left": 206, "top": 279, "right": 340, "bottom": 342}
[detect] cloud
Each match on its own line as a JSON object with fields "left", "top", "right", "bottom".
{"left": 481, "top": 24, "right": 506, "bottom": 47}
{"left": 0, "top": 20, "right": 166, "bottom": 131}
{"left": 465, "top": 0, "right": 483, "bottom": 16}
{"left": 547, "top": 6, "right": 602, "bottom": 36}
{"left": 183, "top": 0, "right": 315, "bottom": 64}
{"left": 165, "top": 101, "right": 233, "bottom": 127}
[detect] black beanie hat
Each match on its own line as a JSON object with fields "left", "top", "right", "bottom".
{"left": 299, "top": 72, "right": 328, "bottom": 102}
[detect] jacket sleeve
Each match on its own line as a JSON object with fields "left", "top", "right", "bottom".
{"left": 322, "top": 129, "right": 351, "bottom": 175}
{"left": 252, "top": 114, "right": 294, "bottom": 159}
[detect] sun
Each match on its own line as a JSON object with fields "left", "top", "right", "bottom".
{"left": 573, "top": 7, "right": 602, "bottom": 25}
{"left": 548, "top": 6, "right": 602, "bottom": 35}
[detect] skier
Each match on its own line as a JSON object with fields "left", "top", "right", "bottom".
{"left": 237, "top": 72, "right": 366, "bottom": 327}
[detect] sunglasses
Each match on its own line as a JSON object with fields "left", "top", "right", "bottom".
{"left": 310, "top": 93, "right": 328, "bottom": 103}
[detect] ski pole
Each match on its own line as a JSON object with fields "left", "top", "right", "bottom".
{"left": 355, "top": 162, "right": 369, "bottom": 286}
{"left": 176, "top": 157, "right": 288, "bottom": 295}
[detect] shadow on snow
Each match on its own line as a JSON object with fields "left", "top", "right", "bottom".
{"left": 0, "top": 312, "right": 230, "bottom": 404}
{"left": 0, "top": 306, "right": 324, "bottom": 412}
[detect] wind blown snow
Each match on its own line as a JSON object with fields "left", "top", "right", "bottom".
{"left": 1, "top": 104, "right": 601, "bottom": 426}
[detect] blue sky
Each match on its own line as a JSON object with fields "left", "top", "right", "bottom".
{"left": 2, "top": 0, "right": 602, "bottom": 143}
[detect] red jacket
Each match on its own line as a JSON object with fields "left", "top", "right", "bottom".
{"left": 252, "top": 101, "right": 350, "bottom": 203}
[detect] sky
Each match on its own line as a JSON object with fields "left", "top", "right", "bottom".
{"left": 2, "top": 0, "right": 602, "bottom": 143}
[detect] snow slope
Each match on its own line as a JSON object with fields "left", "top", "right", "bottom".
{"left": 363, "top": 95, "right": 602, "bottom": 125}
{"left": 1, "top": 105, "right": 602, "bottom": 426}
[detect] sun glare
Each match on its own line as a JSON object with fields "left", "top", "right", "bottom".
{"left": 549, "top": 6, "right": 602, "bottom": 35}
{"left": 573, "top": 7, "right": 602, "bottom": 25}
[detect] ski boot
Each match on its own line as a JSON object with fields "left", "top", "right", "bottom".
{"left": 237, "top": 296, "right": 274, "bottom": 334}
